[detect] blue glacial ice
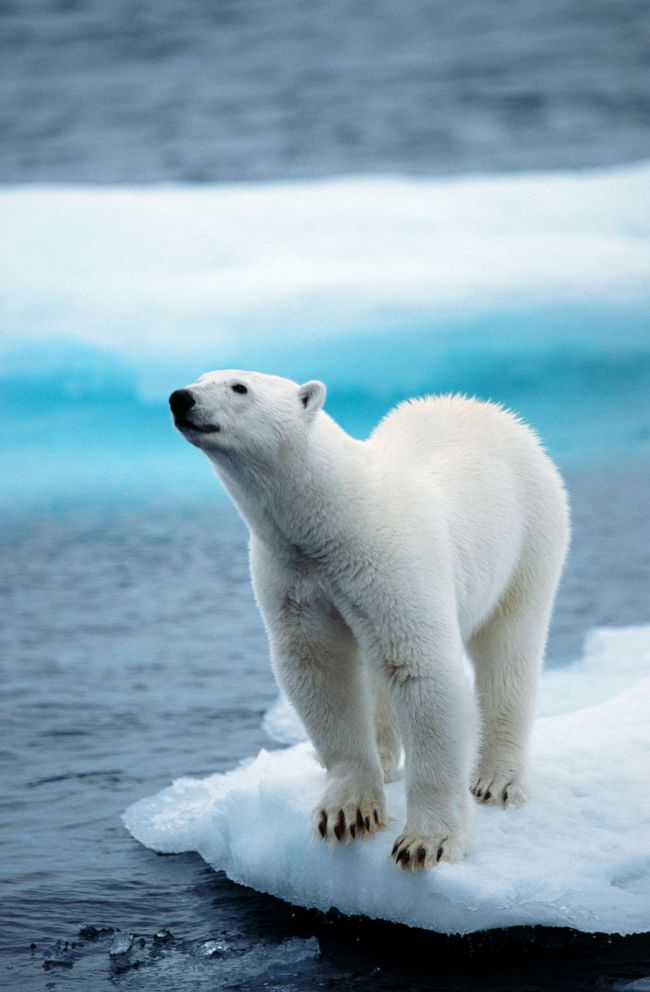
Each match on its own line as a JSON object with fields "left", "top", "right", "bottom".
{"left": 2, "top": 162, "right": 649, "bottom": 398}
{"left": 124, "top": 625, "right": 650, "bottom": 936}
{"left": 1, "top": 162, "right": 649, "bottom": 510}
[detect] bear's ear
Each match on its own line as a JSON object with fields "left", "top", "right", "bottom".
{"left": 298, "top": 380, "right": 326, "bottom": 415}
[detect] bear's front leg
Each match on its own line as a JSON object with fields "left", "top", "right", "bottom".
{"left": 315, "top": 756, "right": 387, "bottom": 843}
{"left": 272, "top": 609, "right": 388, "bottom": 843}
{"left": 378, "top": 630, "right": 477, "bottom": 870}
{"left": 251, "top": 545, "right": 387, "bottom": 844}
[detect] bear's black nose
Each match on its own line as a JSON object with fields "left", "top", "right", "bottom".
{"left": 169, "top": 389, "right": 196, "bottom": 418}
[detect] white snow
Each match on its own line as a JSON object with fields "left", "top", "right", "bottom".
{"left": 124, "top": 625, "right": 650, "bottom": 935}
{"left": 2, "top": 163, "right": 650, "bottom": 397}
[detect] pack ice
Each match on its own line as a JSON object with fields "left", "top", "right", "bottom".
{"left": 123, "top": 626, "right": 650, "bottom": 935}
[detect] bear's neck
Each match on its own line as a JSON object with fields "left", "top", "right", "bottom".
{"left": 212, "top": 412, "right": 368, "bottom": 559}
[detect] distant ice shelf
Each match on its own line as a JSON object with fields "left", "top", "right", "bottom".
{"left": 124, "top": 625, "right": 650, "bottom": 936}
{"left": 1, "top": 161, "right": 650, "bottom": 401}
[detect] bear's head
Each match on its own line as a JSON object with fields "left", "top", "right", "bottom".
{"left": 169, "top": 370, "right": 326, "bottom": 465}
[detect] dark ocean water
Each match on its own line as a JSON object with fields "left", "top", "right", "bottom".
{"left": 2, "top": 456, "right": 650, "bottom": 990}
{"left": 0, "top": 0, "right": 649, "bottom": 184}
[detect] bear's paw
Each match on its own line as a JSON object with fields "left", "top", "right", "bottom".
{"left": 390, "top": 827, "right": 470, "bottom": 870}
{"left": 312, "top": 782, "right": 387, "bottom": 844}
{"left": 471, "top": 768, "right": 527, "bottom": 807}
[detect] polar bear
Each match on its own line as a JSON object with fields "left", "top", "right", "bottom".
{"left": 169, "top": 370, "right": 569, "bottom": 870}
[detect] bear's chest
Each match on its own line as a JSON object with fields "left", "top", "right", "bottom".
{"left": 289, "top": 542, "right": 327, "bottom": 576}
{"left": 283, "top": 543, "right": 341, "bottom": 616}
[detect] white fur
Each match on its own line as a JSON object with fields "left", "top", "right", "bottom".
{"left": 172, "top": 370, "right": 570, "bottom": 870}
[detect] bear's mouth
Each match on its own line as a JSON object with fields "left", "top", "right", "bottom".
{"left": 176, "top": 417, "right": 221, "bottom": 434}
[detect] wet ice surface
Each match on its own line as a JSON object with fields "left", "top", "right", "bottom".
{"left": 2, "top": 458, "right": 650, "bottom": 988}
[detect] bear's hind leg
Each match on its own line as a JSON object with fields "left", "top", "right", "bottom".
{"left": 371, "top": 670, "right": 401, "bottom": 783}
{"left": 269, "top": 599, "right": 388, "bottom": 843}
{"left": 468, "top": 584, "right": 556, "bottom": 807}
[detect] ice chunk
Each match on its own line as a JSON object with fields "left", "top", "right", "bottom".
{"left": 537, "top": 625, "right": 650, "bottom": 716}
{"left": 153, "top": 929, "right": 174, "bottom": 945}
{"left": 109, "top": 933, "right": 134, "bottom": 956}
{"left": 262, "top": 692, "right": 306, "bottom": 745}
{"left": 200, "top": 939, "right": 228, "bottom": 958}
{"left": 124, "top": 626, "right": 650, "bottom": 935}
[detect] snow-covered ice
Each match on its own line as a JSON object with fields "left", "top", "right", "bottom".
{"left": 1, "top": 162, "right": 650, "bottom": 399}
{"left": 124, "top": 626, "right": 650, "bottom": 936}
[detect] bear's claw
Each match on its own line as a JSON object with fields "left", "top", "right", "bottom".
{"left": 313, "top": 797, "right": 386, "bottom": 844}
{"left": 390, "top": 828, "right": 468, "bottom": 870}
{"left": 471, "top": 769, "right": 527, "bottom": 807}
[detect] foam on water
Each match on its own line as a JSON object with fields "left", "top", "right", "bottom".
{"left": 124, "top": 626, "right": 650, "bottom": 936}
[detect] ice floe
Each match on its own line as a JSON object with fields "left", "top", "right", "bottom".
{"left": 124, "top": 625, "right": 650, "bottom": 935}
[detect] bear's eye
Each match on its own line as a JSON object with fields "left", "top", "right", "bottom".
{"left": 231, "top": 383, "right": 248, "bottom": 395}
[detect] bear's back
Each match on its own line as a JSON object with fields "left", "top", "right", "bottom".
{"left": 369, "top": 393, "right": 541, "bottom": 470}
{"left": 365, "top": 394, "right": 567, "bottom": 625}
